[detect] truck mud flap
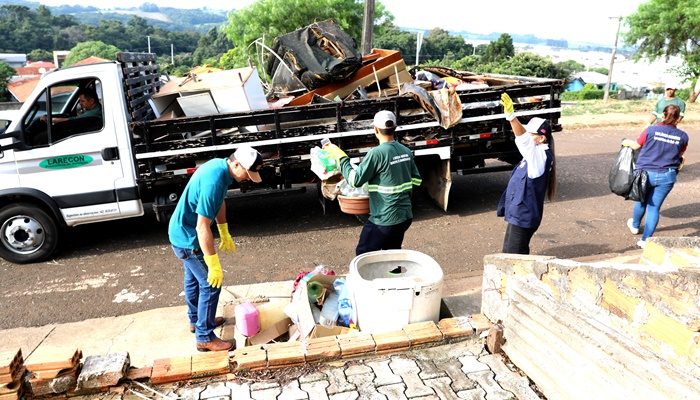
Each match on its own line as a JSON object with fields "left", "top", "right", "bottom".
{"left": 416, "top": 157, "right": 451, "bottom": 212}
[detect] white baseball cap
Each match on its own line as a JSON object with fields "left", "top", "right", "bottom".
{"left": 373, "top": 110, "right": 397, "bottom": 129}
{"left": 234, "top": 145, "right": 263, "bottom": 183}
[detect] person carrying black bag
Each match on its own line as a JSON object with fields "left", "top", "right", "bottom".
{"left": 621, "top": 104, "right": 688, "bottom": 249}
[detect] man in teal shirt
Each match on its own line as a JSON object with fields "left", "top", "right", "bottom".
{"left": 650, "top": 86, "right": 685, "bottom": 125}
{"left": 325, "top": 110, "right": 422, "bottom": 255}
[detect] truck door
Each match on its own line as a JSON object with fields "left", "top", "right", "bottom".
{"left": 14, "top": 76, "right": 141, "bottom": 225}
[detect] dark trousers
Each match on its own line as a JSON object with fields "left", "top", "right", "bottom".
{"left": 356, "top": 218, "right": 413, "bottom": 256}
{"left": 502, "top": 223, "right": 538, "bottom": 255}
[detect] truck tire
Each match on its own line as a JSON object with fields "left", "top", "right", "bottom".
{"left": 0, "top": 204, "right": 59, "bottom": 264}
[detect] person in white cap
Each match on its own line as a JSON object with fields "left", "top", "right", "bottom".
{"left": 497, "top": 93, "right": 557, "bottom": 254}
{"left": 168, "top": 145, "right": 263, "bottom": 352}
{"left": 324, "top": 110, "right": 422, "bottom": 255}
{"left": 650, "top": 86, "right": 685, "bottom": 125}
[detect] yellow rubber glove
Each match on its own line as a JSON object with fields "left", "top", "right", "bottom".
{"left": 217, "top": 223, "right": 236, "bottom": 254}
{"left": 203, "top": 254, "right": 223, "bottom": 289}
{"left": 679, "top": 155, "right": 685, "bottom": 171}
{"left": 621, "top": 139, "right": 636, "bottom": 147}
{"left": 323, "top": 143, "right": 348, "bottom": 163}
{"left": 501, "top": 93, "right": 515, "bottom": 121}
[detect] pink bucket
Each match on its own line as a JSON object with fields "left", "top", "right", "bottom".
{"left": 234, "top": 302, "right": 260, "bottom": 337}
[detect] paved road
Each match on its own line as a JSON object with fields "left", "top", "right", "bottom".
{"left": 1, "top": 123, "right": 699, "bottom": 329}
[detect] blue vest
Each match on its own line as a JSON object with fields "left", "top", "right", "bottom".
{"left": 635, "top": 124, "right": 688, "bottom": 173}
{"left": 497, "top": 150, "right": 553, "bottom": 229}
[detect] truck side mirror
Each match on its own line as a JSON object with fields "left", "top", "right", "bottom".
{"left": 0, "top": 129, "right": 30, "bottom": 152}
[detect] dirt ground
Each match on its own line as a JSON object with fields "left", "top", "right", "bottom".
{"left": 1, "top": 110, "right": 699, "bottom": 329}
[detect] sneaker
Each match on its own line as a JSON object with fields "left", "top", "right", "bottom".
{"left": 637, "top": 240, "right": 646, "bottom": 249}
{"left": 627, "top": 218, "right": 639, "bottom": 234}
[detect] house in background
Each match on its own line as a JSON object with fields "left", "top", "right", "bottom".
{"left": 566, "top": 71, "right": 616, "bottom": 91}
{"left": 0, "top": 54, "right": 27, "bottom": 68}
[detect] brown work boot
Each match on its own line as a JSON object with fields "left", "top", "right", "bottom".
{"left": 190, "top": 316, "right": 225, "bottom": 333}
{"left": 196, "top": 337, "right": 233, "bottom": 352}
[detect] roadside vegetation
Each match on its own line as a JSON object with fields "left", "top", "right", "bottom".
{"left": 562, "top": 99, "right": 700, "bottom": 117}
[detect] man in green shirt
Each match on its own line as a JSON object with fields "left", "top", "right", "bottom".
{"left": 650, "top": 86, "right": 685, "bottom": 125}
{"left": 324, "top": 110, "right": 422, "bottom": 255}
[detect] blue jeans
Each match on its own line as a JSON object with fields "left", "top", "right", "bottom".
{"left": 171, "top": 245, "right": 221, "bottom": 343}
{"left": 631, "top": 169, "right": 676, "bottom": 242}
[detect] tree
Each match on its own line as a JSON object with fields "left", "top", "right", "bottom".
{"left": 193, "top": 27, "right": 234, "bottom": 66}
{"left": 624, "top": 0, "right": 700, "bottom": 102}
{"left": 0, "top": 61, "right": 15, "bottom": 101}
{"left": 420, "top": 28, "right": 472, "bottom": 65}
{"left": 28, "top": 49, "right": 53, "bottom": 62}
{"left": 374, "top": 23, "right": 417, "bottom": 64}
{"left": 62, "top": 41, "right": 121, "bottom": 66}
{"left": 481, "top": 33, "right": 514, "bottom": 64}
{"left": 222, "top": 0, "right": 393, "bottom": 69}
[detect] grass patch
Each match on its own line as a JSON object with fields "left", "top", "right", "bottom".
{"left": 561, "top": 99, "right": 655, "bottom": 116}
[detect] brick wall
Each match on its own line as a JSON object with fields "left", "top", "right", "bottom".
{"left": 481, "top": 237, "right": 700, "bottom": 400}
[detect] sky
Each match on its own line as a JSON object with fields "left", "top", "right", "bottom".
{"left": 37, "top": 0, "right": 649, "bottom": 46}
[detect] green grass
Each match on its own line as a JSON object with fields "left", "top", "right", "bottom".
{"left": 561, "top": 100, "right": 655, "bottom": 116}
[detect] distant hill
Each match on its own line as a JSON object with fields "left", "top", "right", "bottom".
{"left": 0, "top": 0, "right": 228, "bottom": 33}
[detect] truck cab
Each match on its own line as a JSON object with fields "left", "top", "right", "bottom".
{"left": 0, "top": 62, "right": 144, "bottom": 264}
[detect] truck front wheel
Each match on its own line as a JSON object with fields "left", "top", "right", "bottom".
{"left": 0, "top": 204, "right": 59, "bottom": 264}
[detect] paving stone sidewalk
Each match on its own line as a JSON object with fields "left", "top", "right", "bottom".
{"left": 113, "top": 340, "right": 542, "bottom": 400}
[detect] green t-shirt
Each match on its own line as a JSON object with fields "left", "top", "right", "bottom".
{"left": 339, "top": 141, "right": 422, "bottom": 226}
{"left": 69, "top": 103, "right": 102, "bottom": 120}
{"left": 653, "top": 97, "right": 685, "bottom": 122}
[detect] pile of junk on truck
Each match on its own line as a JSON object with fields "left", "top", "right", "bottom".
{"left": 0, "top": 19, "right": 562, "bottom": 264}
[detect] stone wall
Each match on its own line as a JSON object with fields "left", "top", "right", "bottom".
{"left": 481, "top": 237, "right": 700, "bottom": 400}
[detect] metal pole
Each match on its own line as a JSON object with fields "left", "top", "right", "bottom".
{"left": 604, "top": 17, "right": 622, "bottom": 102}
{"left": 415, "top": 31, "right": 423, "bottom": 66}
{"left": 171, "top": 44, "right": 174, "bottom": 64}
{"left": 147, "top": 36, "right": 151, "bottom": 53}
{"left": 361, "top": 0, "right": 375, "bottom": 55}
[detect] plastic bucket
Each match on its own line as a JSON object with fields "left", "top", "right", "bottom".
{"left": 347, "top": 249, "right": 443, "bottom": 334}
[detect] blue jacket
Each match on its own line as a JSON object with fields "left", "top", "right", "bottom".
{"left": 497, "top": 144, "right": 553, "bottom": 229}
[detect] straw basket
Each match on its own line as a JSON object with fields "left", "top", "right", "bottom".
{"left": 338, "top": 195, "right": 370, "bottom": 215}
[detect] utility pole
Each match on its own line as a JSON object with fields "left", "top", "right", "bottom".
{"left": 361, "top": 0, "right": 375, "bottom": 55}
{"left": 415, "top": 31, "right": 423, "bottom": 66}
{"left": 604, "top": 17, "right": 623, "bottom": 102}
{"left": 171, "top": 44, "right": 174, "bottom": 64}
{"left": 147, "top": 36, "right": 151, "bottom": 53}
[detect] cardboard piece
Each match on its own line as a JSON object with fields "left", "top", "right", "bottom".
{"left": 286, "top": 274, "right": 352, "bottom": 339}
{"left": 234, "top": 317, "right": 292, "bottom": 349}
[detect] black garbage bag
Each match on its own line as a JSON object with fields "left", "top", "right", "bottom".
{"left": 609, "top": 145, "right": 637, "bottom": 197}
{"left": 266, "top": 19, "right": 362, "bottom": 93}
{"left": 625, "top": 170, "right": 649, "bottom": 202}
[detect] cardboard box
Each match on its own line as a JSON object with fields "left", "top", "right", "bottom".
{"left": 285, "top": 273, "right": 353, "bottom": 340}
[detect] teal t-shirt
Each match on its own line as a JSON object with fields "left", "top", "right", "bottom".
{"left": 653, "top": 97, "right": 685, "bottom": 122}
{"left": 168, "top": 158, "right": 233, "bottom": 249}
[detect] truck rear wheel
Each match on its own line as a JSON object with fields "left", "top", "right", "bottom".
{"left": 0, "top": 204, "right": 59, "bottom": 264}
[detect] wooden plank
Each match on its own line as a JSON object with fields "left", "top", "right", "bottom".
{"left": 190, "top": 351, "right": 230, "bottom": 379}
{"left": 25, "top": 347, "right": 80, "bottom": 372}
{"left": 0, "top": 350, "right": 21, "bottom": 376}
{"left": 230, "top": 346, "right": 267, "bottom": 371}
{"left": 151, "top": 356, "right": 191, "bottom": 384}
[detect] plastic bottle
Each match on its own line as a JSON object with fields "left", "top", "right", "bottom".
{"left": 333, "top": 278, "right": 353, "bottom": 327}
{"left": 318, "top": 138, "right": 337, "bottom": 172}
{"left": 307, "top": 281, "right": 325, "bottom": 304}
{"left": 319, "top": 291, "right": 339, "bottom": 327}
